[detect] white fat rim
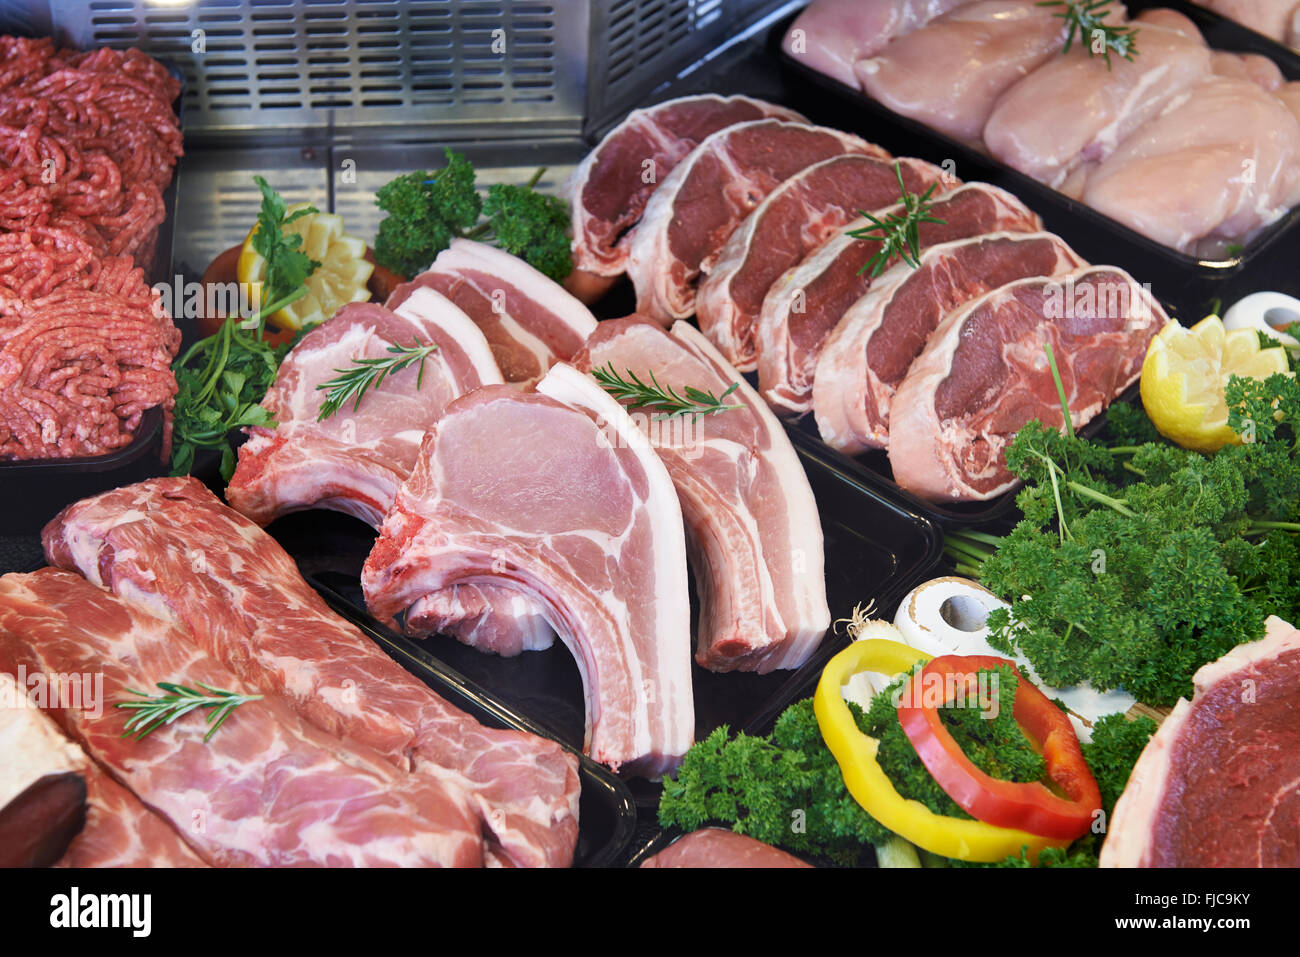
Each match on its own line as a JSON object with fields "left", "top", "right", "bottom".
{"left": 391, "top": 286, "right": 505, "bottom": 387}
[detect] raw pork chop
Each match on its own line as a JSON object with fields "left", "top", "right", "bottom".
{"left": 855, "top": 1, "right": 1068, "bottom": 143}
{"left": 1082, "top": 75, "right": 1300, "bottom": 253}
{"left": 363, "top": 365, "right": 695, "bottom": 777}
{"left": 888, "top": 266, "right": 1165, "bottom": 502}
{"left": 0, "top": 569, "right": 485, "bottom": 867}
{"left": 226, "top": 287, "right": 553, "bottom": 658}
{"left": 756, "top": 183, "right": 1043, "bottom": 417}
{"left": 814, "top": 232, "right": 1088, "bottom": 454}
{"left": 43, "top": 478, "right": 582, "bottom": 868}
{"left": 781, "top": 0, "right": 970, "bottom": 88}
{"left": 640, "top": 828, "right": 813, "bottom": 868}
{"left": 697, "top": 154, "right": 948, "bottom": 373}
{"left": 625, "top": 120, "right": 887, "bottom": 323}
{"left": 572, "top": 317, "right": 830, "bottom": 672}
{"left": 386, "top": 239, "right": 599, "bottom": 388}
{"left": 567, "top": 95, "right": 803, "bottom": 276}
{"left": 228, "top": 288, "right": 502, "bottom": 527}
{"left": 983, "top": 9, "right": 1211, "bottom": 192}
{"left": 1102, "top": 615, "right": 1300, "bottom": 867}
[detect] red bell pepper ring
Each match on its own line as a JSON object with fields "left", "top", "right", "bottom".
{"left": 895, "top": 654, "right": 1102, "bottom": 841}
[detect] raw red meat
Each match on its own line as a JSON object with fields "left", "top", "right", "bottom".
{"left": 43, "top": 477, "right": 582, "bottom": 868}
{"left": 814, "top": 232, "right": 1088, "bottom": 454}
{"left": 697, "top": 154, "right": 948, "bottom": 373}
{"left": 567, "top": 95, "right": 803, "bottom": 276}
{"left": 0, "top": 568, "right": 485, "bottom": 867}
{"left": 1102, "top": 615, "right": 1300, "bottom": 867}
{"left": 0, "top": 252, "right": 179, "bottom": 459}
{"left": 363, "top": 364, "right": 695, "bottom": 776}
{"left": 386, "top": 239, "right": 598, "bottom": 388}
{"left": 626, "top": 119, "right": 886, "bottom": 323}
{"left": 756, "top": 183, "right": 1042, "bottom": 417}
{"left": 640, "top": 828, "right": 813, "bottom": 868}
{"left": 888, "top": 266, "right": 1165, "bottom": 502}
{"left": 58, "top": 763, "right": 208, "bottom": 868}
{"left": 572, "top": 317, "right": 829, "bottom": 672}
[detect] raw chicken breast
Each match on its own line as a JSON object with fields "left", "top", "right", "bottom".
{"left": 1210, "top": 50, "right": 1284, "bottom": 90}
{"left": 1083, "top": 75, "right": 1300, "bottom": 253}
{"left": 984, "top": 9, "right": 1211, "bottom": 190}
{"left": 781, "top": 0, "right": 969, "bottom": 88}
{"left": 854, "top": 1, "right": 1069, "bottom": 143}
{"left": 1197, "top": 0, "right": 1299, "bottom": 44}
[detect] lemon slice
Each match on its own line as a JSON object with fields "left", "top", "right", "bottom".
{"left": 236, "top": 203, "right": 374, "bottom": 330}
{"left": 1140, "top": 315, "right": 1292, "bottom": 453}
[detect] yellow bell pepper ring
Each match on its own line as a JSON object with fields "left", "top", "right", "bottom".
{"left": 813, "top": 638, "right": 1069, "bottom": 863}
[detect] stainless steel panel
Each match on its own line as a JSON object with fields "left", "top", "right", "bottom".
{"left": 584, "top": 0, "right": 791, "bottom": 133}
{"left": 171, "top": 137, "right": 584, "bottom": 289}
{"left": 50, "top": 0, "right": 588, "bottom": 138}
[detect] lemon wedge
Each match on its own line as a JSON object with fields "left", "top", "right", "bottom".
{"left": 1140, "top": 315, "right": 1291, "bottom": 453}
{"left": 236, "top": 203, "right": 374, "bottom": 330}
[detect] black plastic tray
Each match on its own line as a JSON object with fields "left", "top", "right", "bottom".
{"left": 773, "top": 1, "right": 1300, "bottom": 314}
{"left": 265, "top": 425, "right": 944, "bottom": 864}
{"left": 0, "top": 63, "right": 184, "bottom": 533}
{"left": 313, "top": 585, "right": 638, "bottom": 869}
{"left": 787, "top": 382, "right": 1141, "bottom": 529}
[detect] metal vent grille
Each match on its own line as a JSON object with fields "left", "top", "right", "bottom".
{"left": 586, "top": 0, "right": 784, "bottom": 134}
{"left": 49, "top": 0, "right": 588, "bottom": 137}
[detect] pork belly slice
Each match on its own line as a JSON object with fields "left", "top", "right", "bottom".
{"left": 363, "top": 365, "right": 695, "bottom": 777}
{"left": 888, "top": 266, "right": 1165, "bottom": 502}
{"left": 757, "top": 183, "right": 1043, "bottom": 418}
{"left": 814, "top": 232, "right": 1088, "bottom": 455}
{"left": 780, "top": 0, "right": 970, "bottom": 89}
{"left": 1102, "top": 615, "right": 1300, "bottom": 867}
{"left": 0, "top": 671, "right": 87, "bottom": 867}
{"left": 0, "top": 569, "right": 485, "bottom": 867}
{"left": 43, "top": 478, "right": 582, "bottom": 868}
{"left": 640, "top": 828, "right": 813, "bottom": 868}
{"left": 567, "top": 94, "right": 804, "bottom": 277}
{"left": 625, "top": 119, "right": 887, "bottom": 323}
{"left": 697, "top": 154, "right": 948, "bottom": 373}
{"left": 386, "top": 239, "right": 599, "bottom": 388}
{"left": 984, "top": 10, "right": 1212, "bottom": 192}
{"left": 1081, "top": 75, "right": 1300, "bottom": 254}
{"left": 572, "top": 317, "right": 830, "bottom": 673}
{"left": 855, "top": 1, "right": 1068, "bottom": 144}
{"left": 226, "top": 287, "right": 554, "bottom": 659}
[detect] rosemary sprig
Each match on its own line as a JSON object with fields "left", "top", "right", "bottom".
{"left": 315, "top": 339, "right": 439, "bottom": 421}
{"left": 592, "top": 363, "right": 742, "bottom": 419}
{"left": 117, "top": 682, "right": 263, "bottom": 742}
{"left": 848, "top": 163, "right": 946, "bottom": 278}
{"left": 1037, "top": 0, "right": 1138, "bottom": 69}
